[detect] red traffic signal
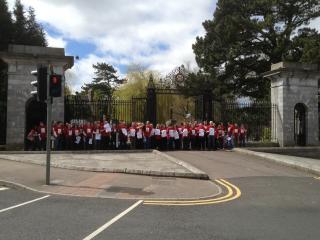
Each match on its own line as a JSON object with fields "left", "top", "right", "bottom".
{"left": 50, "top": 74, "right": 62, "bottom": 97}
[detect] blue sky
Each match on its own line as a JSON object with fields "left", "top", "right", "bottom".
{"left": 7, "top": 0, "right": 320, "bottom": 91}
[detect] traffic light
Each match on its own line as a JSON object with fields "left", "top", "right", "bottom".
{"left": 30, "top": 66, "right": 47, "bottom": 102}
{"left": 50, "top": 74, "right": 62, "bottom": 97}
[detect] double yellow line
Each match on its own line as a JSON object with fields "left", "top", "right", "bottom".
{"left": 143, "top": 179, "right": 241, "bottom": 206}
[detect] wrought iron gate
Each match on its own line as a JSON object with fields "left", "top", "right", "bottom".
{"left": 65, "top": 96, "right": 146, "bottom": 123}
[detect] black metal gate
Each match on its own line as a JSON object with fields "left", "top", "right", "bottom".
{"left": 155, "top": 88, "right": 198, "bottom": 124}
{"left": 212, "top": 100, "right": 277, "bottom": 142}
{"left": 65, "top": 96, "right": 146, "bottom": 123}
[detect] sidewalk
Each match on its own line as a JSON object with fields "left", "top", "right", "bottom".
{"left": 234, "top": 148, "right": 320, "bottom": 176}
{"left": 0, "top": 150, "right": 208, "bottom": 180}
{"left": 0, "top": 158, "right": 219, "bottom": 200}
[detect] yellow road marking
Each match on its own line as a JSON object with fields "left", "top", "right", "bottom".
{"left": 143, "top": 179, "right": 241, "bottom": 206}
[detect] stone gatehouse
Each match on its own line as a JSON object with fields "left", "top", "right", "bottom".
{"left": 0, "top": 44, "right": 73, "bottom": 148}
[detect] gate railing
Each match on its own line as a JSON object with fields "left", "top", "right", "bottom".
{"left": 65, "top": 96, "right": 146, "bottom": 124}
{"left": 212, "top": 100, "right": 277, "bottom": 142}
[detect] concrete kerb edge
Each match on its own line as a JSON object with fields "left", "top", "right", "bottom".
{"left": 153, "top": 150, "right": 209, "bottom": 180}
{"left": 0, "top": 149, "right": 153, "bottom": 154}
{"left": 234, "top": 148, "right": 320, "bottom": 176}
{"left": 0, "top": 155, "right": 208, "bottom": 180}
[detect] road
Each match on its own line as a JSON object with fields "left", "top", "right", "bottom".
{"left": 1, "top": 151, "right": 320, "bottom": 240}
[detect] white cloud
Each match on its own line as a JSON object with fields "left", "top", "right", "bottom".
{"left": 46, "top": 33, "right": 67, "bottom": 48}
{"left": 7, "top": 0, "right": 319, "bottom": 91}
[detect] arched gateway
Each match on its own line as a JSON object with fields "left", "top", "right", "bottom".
{"left": 294, "top": 103, "right": 307, "bottom": 146}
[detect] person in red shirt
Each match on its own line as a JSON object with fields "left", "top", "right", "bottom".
{"left": 160, "top": 124, "right": 167, "bottom": 150}
{"left": 118, "top": 121, "right": 128, "bottom": 150}
{"left": 74, "top": 124, "right": 82, "bottom": 150}
{"left": 227, "top": 122, "right": 234, "bottom": 136}
{"left": 64, "top": 123, "right": 74, "bottom": 150}
{"left": 110, "top": 123, "right": 117, "bottom": 149}
{"left": 207, "top": 121, "right": 216, "bottom": 151}
{"left": 190, "top": 123, "right": 197, "bottom": 150}
{"left": 239, "top": 124, "right": 247, "bottom": 147}
{"left": 136, "top": 122, "right": 144, "bottom": 149}
{"left": 128, "top": 122, "right": 136, "bottom": 149}
{"left": 154, "top": 124, "right": 161, "bottom": 150}
{"left": 182, "top": 123, "right": 190, "bottom": 150}
{"left": 84, "top": 122, "right": 94, "bottom": 150}
{"left": 102, "top": 121, "right": 111, "bottom": 150}
{"left": 37, "top": 121, "right": 47, "bottom": 150}
{"left": 233, "top": 123, "right": 240, "bottom": 147}
{"left": 167, "top": 124, "right": 175, "bottom": 150}
{"left": 26, "top": 127, "right": 38, "bottom": 151}
{"left": 53, "top": 122, "right": 64, "bottom": 151}
{"left": 144, "top": 121, "right": 153, "bottom": 149}
{"left": 197, "top": 123, "right": 206, "bottom": 150}
{"left": 217, "top": 123, "right": 225, "bottom": 149}
{"left": 94, "top": 121, "right": 103, "bottom": 150}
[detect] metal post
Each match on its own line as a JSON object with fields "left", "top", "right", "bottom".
{"left": 46, "top": 67, "right": 52, "bottom": 185}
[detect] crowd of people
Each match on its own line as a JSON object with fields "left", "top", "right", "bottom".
{"left": 26, "top": 120, "right": 247, "bottom": 151}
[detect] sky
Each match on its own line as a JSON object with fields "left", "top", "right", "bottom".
{"left": 6, "top": 0, "right": 320, "bottom": 92}
{"left": 7, "top": 0, "right": 216, "bottom": 91}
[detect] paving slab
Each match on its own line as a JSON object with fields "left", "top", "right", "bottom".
{"left": 0, "top": 151, "right": 208, "bottom": 179}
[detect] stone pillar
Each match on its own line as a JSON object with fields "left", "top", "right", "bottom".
{"left": 0, "top": 45, "right": 73, "bottom": 147}
{"left": 146, "top": 74, "right": 157, "bottom": 124}
{"left": 264, "top": 62, "right": 319, "bottom": 147}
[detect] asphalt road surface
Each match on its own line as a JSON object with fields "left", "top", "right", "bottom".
{"left": 1, "top": 151, "right": 320, "bottom": 240}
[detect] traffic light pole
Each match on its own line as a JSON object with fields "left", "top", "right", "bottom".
{"left": 46, "top": 70, "right": 52, "bottom": 185}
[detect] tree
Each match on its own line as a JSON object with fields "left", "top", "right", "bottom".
{"left": 115, "top": 65, "right": 160, "bottom": 99}
{"left": 81, "top": 62, "right": 125, "bottom": 99}
{"left": 0, "top": 0, "right": 13, "bottom": 51}
{"left": 192, "top": 0, "right": 320, "bottom": 100}
{"left": 286, "top": 28, "right": 320, "bottom": 64}
{"left": 12, "top": 0, "right": 28, "bottom": 45}
{"left": 11, "top": 0, "right": 47, "bottom": 46}
{"left": 25, "top": 7, "right": 47, "bottom": 46}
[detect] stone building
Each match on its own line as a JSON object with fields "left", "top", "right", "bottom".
{"left": 0, "top": 45, "right": 73, "bottom": 148}
{"left": 264, "top": 62, "right": 320, "bottom": 147}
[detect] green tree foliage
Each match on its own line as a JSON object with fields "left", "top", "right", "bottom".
{"left": 192, "top": 0, "right": 320, "bottom": 100}
{"left": 0, "top": 0, "right": 13, "bottom": 50}
{"left": 24, "top": 6, "right": 47, "bottom": 46}
{"left": 115, "top": 66, "right": 159, "bottom": 99}
{"left": 286, "top": 28, "right": 320, "bottom": 64}
{"left": 0, "top": 0, "right": 47, "bottom": 49}
{"left": 81, "top": 62, "right": 125, "bottom": 99}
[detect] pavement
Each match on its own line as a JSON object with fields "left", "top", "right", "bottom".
{"left": 234, "top": 148, "right": 320, "bottom": 176}
{"left": 0, "top": 150, "right": 208, "bottom": 179}
{"left": 0, "top": 157, "right": 218, "bottom": 200}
